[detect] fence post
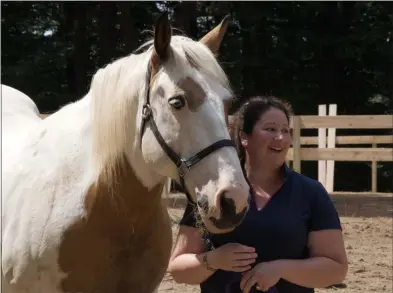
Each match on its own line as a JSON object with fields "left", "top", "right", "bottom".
{"left": 372, "top": 143, "right": 377, "bottom": 192}
{"left": 326, "top": 104, "right": 337, "bottom": 193}
{"left": 292, "top": 116, "right": 302, "bottom": 173}
{"left": 318, "top": 105, "right": 327, "bottom": 188}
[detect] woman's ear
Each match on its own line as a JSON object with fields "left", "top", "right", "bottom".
{"left": 239, "top": 131, "right": 248, "bottom": 147}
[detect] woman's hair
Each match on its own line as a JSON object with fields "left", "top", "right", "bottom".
{"left": 229, "top": 96, "right": 293, "bottom": 168}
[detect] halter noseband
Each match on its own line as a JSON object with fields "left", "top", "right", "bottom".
{"left": 140, "top": 60, "right": 236, "bottom": 206}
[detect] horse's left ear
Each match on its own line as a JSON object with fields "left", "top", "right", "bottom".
{"left": 153, "top": 12, "right": 172, "bottom": 62}
{"left": 199, "top": 15, "right": 230, "bottom": 54}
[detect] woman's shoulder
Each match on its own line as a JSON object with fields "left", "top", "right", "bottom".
{"left": 293, "top": 171, "right": 341, "bottom": 231}
{"left": 284, "top": 165, "right": 335, "bottom": 213}
{"left": 286, "top": 168, "right": 331, "bottom": 203}
{"left": 288, "top": 168, "right": 341, "bottom": 231}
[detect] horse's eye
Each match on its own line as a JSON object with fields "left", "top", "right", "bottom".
{"left": 168, "top": 95, "right": 186, "bottom": 110}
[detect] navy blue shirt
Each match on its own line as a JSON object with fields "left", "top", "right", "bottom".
{"left": 179, "top": 166, "right": 342, "bottom": 293}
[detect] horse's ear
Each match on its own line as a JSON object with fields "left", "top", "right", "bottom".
{"left": 199, "top": 15, "right": 230, "bottom": 54}
{"left": 153, "top": 12, "right": 172, "bottom": 62}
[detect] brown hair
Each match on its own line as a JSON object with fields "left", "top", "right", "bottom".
{"left": 229, "top": 96, "right": 293, "bottom": 168}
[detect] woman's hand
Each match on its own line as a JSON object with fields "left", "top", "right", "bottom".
{"left": 207, "top": 243, "right": 257, "bottom": 272}
{"left": 240, "top": 261, "right": 281, "bottom": 293}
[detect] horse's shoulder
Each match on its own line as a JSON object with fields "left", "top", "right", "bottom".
{"left": 2, "top": 189, "right": 86, "bottom": 288}
{"left": 2, "top": 145, "right": 91, "bottom": 245}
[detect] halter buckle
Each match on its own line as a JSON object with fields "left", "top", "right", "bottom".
{"left": 178, "top": 159, "right": 190, "bottom": 178}
{"left": 142, "top": 104, "right": 152, "bottom": 119}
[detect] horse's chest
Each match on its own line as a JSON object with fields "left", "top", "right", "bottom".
{"left": 57, "top": 199, "right": 172, "bottom": 293}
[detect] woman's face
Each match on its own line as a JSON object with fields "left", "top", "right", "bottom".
{"left": 241, "top": 108, "right": 292, "bottom": 167}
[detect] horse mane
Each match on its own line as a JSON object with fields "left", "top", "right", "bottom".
{"left": 90, "top": 35, "right": 233, "bottom": 186}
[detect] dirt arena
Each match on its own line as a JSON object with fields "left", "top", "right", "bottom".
{"left": 158, "top": 193, "right": 393, "bottom": 293}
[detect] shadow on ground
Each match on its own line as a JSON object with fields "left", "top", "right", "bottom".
{"left": 164, "top": 193, "right": 393, "bottom": 219}
{"left": 331, "top": 193, "right": 392, "bottom": 218}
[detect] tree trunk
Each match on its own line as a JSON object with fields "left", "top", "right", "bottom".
{"left": 98, "top": 2, "right": 118, "bottom": 67}
{"left": 173, "top": 2, "right": 198, "bottom": 39}
{"left": 119, "top": 2, "right": 138, "bottom": 54}
{"left": 316, "top": 2, "right": 340, "bottom": 105}
{"left": 73, "top": 2, "right": 88, "bottom": 96}
{"left": 63, "top": 2, "right": 88, "bottom": 97}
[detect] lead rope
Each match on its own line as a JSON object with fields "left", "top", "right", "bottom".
{"left": 191, "top": 203, "right": 215, "bottom": 251}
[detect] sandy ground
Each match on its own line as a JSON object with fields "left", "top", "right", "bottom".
{"left": 158, "top": 193, "right": 393, "bottom": 293}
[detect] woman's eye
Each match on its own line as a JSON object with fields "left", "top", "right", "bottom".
{"left": 168, "top": 95, "right": 186, "bottom": 110}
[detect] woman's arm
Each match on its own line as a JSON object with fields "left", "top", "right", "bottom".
{"left": 240, "top": 229, "right": 348, "bottom": 292}
{"left": 276, "top": 229, "right": 348, "bottom": 288}
{"left": 241, "top": 180, "right": 348, "bottom": 293}
{"left": 275, "top": 181, "right": 348, "bottom": 288}
{"left": 167, "top": 225, "right": 216, "bottom": 284}
{"left": 168, "top": 225, "right": 257, "bottom": 285}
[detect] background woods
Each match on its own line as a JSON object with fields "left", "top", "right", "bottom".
{"left": 2, "top": 1, "right": 392, "bottom": 192}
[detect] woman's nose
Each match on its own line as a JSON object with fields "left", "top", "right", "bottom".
{"left": 274, "top": 132, "right": 283, "bottom": 140}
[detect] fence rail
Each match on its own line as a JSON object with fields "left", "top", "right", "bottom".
{"left": 292, "top": 115, "right": 392, "bottom": 129}
{"left": 286, "top": 147, "right": 392, "bottom": 162}
{"left": 285, "top": 106, "right": 392, "bottom": 194}
{"left": 299, "top": 135, "right": 392, "bottom": 145}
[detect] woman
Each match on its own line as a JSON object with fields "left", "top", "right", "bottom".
{"left": 168, "top": 96, "right": 348, "bottom": 293}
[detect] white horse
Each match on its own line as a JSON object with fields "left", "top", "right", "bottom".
{"left": 1, "top": 13, "right": 250, "bottom": 293}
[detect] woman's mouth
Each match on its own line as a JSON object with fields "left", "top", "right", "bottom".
{"left": 269, "top": 146, "right": 283, "bottom": 152}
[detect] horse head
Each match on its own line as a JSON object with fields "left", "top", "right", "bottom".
{"left": 90, "top": 13, "right": 250, "bottom": 234}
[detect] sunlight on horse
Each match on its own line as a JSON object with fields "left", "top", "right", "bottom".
{"left": 1, "top": 13, "right": 249, "bottom": 293}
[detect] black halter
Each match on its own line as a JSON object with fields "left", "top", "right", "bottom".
{"left": 140, "top": 60, "right": 236, "bottom": 206}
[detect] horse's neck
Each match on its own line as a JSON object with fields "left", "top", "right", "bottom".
{"left": 126, "top": 146, "right": 165, "bottom": 191}
{"left": 45, "top": 91, "right": 164, "bottom": 192}
{"left": 88, "top": 155, "right": 166, "bottom": 217}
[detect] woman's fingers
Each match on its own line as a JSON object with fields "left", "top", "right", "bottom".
{"left": 256, "top": 284, "right": 269, "bottom": 292}
{"left": 229, "top": 257, "right": 256, "bottom": 272}
{"left": 235, "top": 252, "right": 258, "bottom": 260}
{"left": 232, "top": 265, "right": 252, "bottom": 272}
{"left": 234, "top": 258, "right": 256, "bottom": 267}
{"left": 232, "top": 245, "right": 256, "bottom": 253}
{"left": 241, "top": 275, "right": 257, "bottom": 293}
{"left": 216, "top": 244, "right": 258, "bottom": 272}
{"left": 226, "top": 252, "right": 256, "bottom": 272}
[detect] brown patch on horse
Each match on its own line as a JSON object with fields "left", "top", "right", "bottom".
{"left": 149, "top": 46, "right": 205, "bottom": 112}
{"left": 177, "top": 77, "right": 206, "bottom": 111}
{"left": 58, "top": 157, "right": 172, "bottom": 293}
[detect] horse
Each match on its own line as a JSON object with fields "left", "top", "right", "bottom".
{"left": 1, "top": 13, "right": 250, "bottom": 293}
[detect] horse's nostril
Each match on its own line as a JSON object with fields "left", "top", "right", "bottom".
{"left": 220, "top": 194, "right": 236, "bottom": 218}
{"left": 208, "top": 193, "right": 247, "bottom": 230}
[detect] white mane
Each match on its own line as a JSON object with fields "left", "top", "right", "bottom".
{"left": 90, "top": 35, "right": 234, "bottom": 184}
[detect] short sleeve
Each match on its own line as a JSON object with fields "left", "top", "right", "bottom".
{"left": 309, "top": 182, "right": 342, "bottom": 231}
{"left": 179, "top": 202, "right": 198, "bottom": 227}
